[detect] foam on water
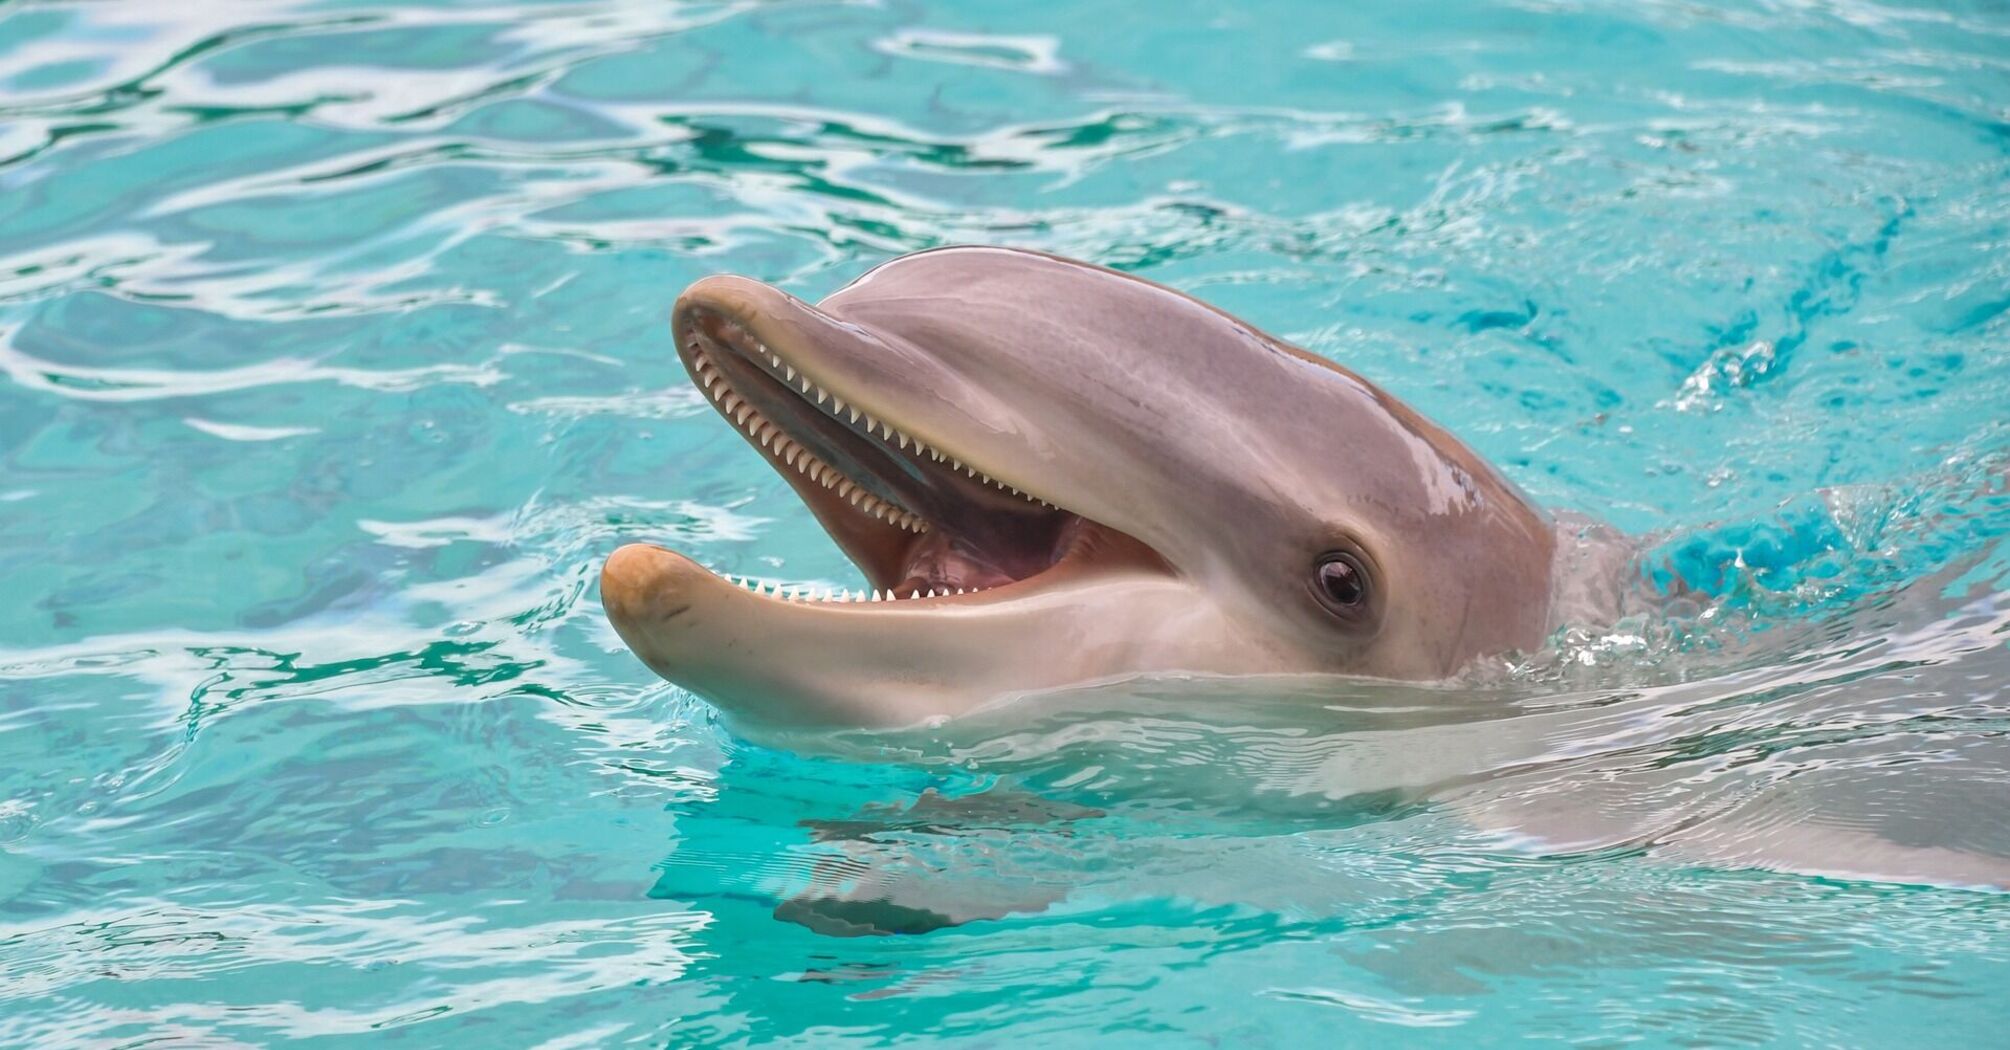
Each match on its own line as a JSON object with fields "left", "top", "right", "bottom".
{"left": 2, "top": 0, "right": 2007, "bottom": 1044}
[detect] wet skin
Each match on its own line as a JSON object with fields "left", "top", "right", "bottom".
{"left": 601, "top": 247, "right": 1594, "bottom": 728}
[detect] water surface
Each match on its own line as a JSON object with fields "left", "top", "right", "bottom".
{"left": 2, "top": 0, "right": 2008, "bottom": 1044}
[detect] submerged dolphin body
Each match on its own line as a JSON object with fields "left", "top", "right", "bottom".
{"left": 602, "top": 247, "right": 1630, "bottom": 727}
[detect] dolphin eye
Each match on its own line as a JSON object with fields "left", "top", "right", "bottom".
{"left": 1313, "top": 552, "right": 1368, "bottom": 613}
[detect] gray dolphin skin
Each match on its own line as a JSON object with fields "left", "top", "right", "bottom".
{"left": 602, "top": 246, "right": 1622, "bottom": 728}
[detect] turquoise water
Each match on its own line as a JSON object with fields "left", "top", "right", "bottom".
{"left": 3, "top": 0, "right": 2009, "bottom": 1043}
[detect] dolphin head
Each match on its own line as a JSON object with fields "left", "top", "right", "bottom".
{"left": 602, "top": 247, "right": 1558, "bottom": 727}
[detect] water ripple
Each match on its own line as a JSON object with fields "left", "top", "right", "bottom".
{"left": 3, "top": 0, "right": 2008, "bottom": 1045}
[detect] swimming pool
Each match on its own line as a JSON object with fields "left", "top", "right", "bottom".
{"left": 2, "top": 0, "right": 2006, "bottom": 1043}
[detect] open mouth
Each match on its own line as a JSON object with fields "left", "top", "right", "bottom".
{"left": 674, "top": 303, "right": 1157, "bottom": 605}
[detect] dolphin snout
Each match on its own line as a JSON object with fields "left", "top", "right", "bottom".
{"left": 601, "top": 543, "right": 694, "bottom": 632}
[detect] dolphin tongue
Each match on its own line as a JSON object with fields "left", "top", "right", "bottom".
{"left": 890, "top": 514, "right": 1088, "bottom": 595}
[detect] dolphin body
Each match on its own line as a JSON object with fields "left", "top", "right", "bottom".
{"left": 603, "top": 248, "right": 2010, "bottom": 925}
{"left": 602, "top": 246, "right": 1633, "bottom": 728}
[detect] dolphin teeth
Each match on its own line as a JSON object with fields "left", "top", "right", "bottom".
{"left": 910, "top": 589, "right": 922, "bottom": 600}
{"left": 692, "top": 338, "right": 942, "bottom": 541}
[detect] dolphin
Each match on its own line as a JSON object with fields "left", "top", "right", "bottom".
{"left": 602, "top": 246, "right": 1632, "bottom": 728}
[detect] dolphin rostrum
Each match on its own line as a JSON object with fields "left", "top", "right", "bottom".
{"left": 602, "top": 247, "right": 1630, "bottom": 727}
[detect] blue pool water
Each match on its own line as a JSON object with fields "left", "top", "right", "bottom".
{"left": 3, "top": 0, "right": 2008, "bottom": 1044}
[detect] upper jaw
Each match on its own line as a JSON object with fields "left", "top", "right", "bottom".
{"left": 667, "top": 276, "right": 1163, "bottom": 604}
